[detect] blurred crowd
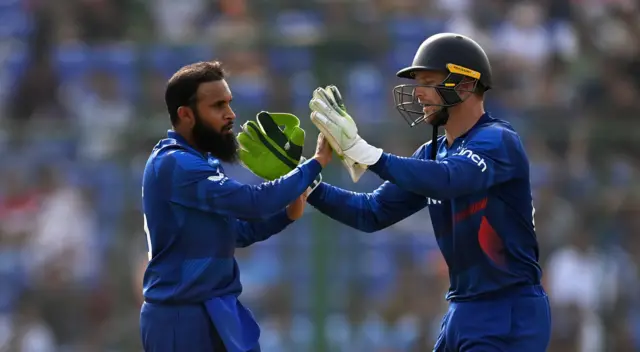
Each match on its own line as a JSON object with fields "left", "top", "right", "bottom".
{"left": 0, "top": 0, "right": 639, "bottom": 351}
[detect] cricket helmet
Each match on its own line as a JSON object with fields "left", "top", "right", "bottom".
{"left": 393, "top": 33, "right": 492, "bottom": 128}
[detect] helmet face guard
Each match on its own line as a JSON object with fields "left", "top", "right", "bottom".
{"left": 393, "top": 66, "right": 479, "bottom": 127}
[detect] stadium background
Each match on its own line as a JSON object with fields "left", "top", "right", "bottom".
{"left": 0, "top": 0, "right": 639, "bottom": 351}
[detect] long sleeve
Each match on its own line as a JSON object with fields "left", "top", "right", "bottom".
{"left": 306, "top": 142, "right": 432, "bottom": 233}
{"left": 235, "top": 210, "right": 293, "bottom": 248}
{"left": 165, "top": 151, "right": 322, "bottom": 219}
{"left": 368, "top": 127, "right": 524, "bottom": 200}
{"left": 307, "top": 180, "right": 428, "bottom": 233}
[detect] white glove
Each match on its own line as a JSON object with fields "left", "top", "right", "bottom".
{"left": 309, "top": 85, "right": 383, "bottom": 182}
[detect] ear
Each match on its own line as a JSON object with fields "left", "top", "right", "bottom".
{"left": 177, "top": 106, "right": 195, "bottom": 126}
{"left": 456, "top": 78, "right": 477, "bottom": 100}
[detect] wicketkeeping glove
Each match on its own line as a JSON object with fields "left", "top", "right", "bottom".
{"left": 309, "top": 85, "right": 382, "bottom": 183}
{"left": 237, "top": 111, "right": 322, "bottom": 195}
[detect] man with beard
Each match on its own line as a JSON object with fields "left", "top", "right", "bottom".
{"left": 139, "top": 61, "right": 331, "bottom": 352}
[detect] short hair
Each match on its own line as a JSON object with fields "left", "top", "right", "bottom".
{"left": 165, "top": 61, "right": 226, "bottom": 125}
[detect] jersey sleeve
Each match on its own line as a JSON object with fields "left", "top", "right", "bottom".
{"left": 368, "top": 127, "right": 524, "bottom": 200}
{"left": 307, "top": 144, "right": 429, "bottom": 232}
{"left": 235, "top": 210, "right": 293, "bottom": 248}
{"left": 166, "top": 151, "right": 322, "bottom": 219}
{"left": 307, "top": 181, "right": 428, "bottom": 233}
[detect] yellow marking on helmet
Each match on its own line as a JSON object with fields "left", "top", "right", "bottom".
{"left": 444, "top": 83, "right": 456, "bottom": 87}
{"left": 446, "top": 64, "right": 481, "bottom": 79}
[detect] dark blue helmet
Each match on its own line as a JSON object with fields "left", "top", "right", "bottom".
{"left": 393, "top": 33, "right": 493, "bottom": 128}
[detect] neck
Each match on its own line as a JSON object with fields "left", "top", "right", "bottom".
{"left": 174, "top": 128, "right": 205, "bottom": 155}
{"left": 443, "top": 103, "right": 485, "bottom": 146}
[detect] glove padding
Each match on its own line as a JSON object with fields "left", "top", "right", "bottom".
{"left": 309, "top": 85, "right": 382, "bottom": 182}
{"left": 237, "top": 111, "right": 321, "bottom": 195}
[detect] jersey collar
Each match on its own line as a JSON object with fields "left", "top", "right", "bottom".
{"left": 166, "top": 130, "right": 205, "bottom": 157}
{"left": 459, "top": 112, "right": 492, "bottom": 139}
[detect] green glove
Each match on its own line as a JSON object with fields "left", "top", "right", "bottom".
{"left": 237, "top": 111, "right": 322, "bottom": 193}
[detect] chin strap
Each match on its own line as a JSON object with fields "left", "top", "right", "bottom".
{"left": 430, "top": 124, "right": 440, "bottom": 160}
{"left": 429, "top": 108, "right": 449, "bottom": 160}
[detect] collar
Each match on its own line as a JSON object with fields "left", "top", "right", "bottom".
{"left": 167, "top": 129, "right": 186, "bottom": 144}
{"left": 458, "top": 112, "right": 493, "bottom": 140}
{"left": 166, "top": 130, "right": 205, "bottom": 157}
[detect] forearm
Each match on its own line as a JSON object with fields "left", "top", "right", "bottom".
{"left": 307, "top": 183, "right": 387, "bottom": 233}
{"left": 236, "top": 210, "right": 293, "bottom": 248}
{"left": 200, "top": 158, "right": 323, "bottom": 219}
{"left": 250, "top": 159, "right": 323, "bottom": 217}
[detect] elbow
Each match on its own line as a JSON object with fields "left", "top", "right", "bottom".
{"left": 252, "top": 207, "right": 279, "bottom": 219}
{"left": 357, "top": 199, "right": 390, "bottom": 233}
{"left": 237, "top": 209, "right": 274, "bottom": 220}
{"left": 349, "top": 223, "right": 379, "bottom": 233}
{"left": 361, "top": 225, "right": 381, "bottom": 233}
{"left": 358, "top": 219, "right": 385, "bottom": 233}
{"left": 235, "top": 240, "right": 251, "bottom": 248}
{"left": 331, "top": 217, "right": 381, "bottom": 233}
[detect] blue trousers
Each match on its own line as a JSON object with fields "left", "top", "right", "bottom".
{"left": 140, "top": 299, "right": 261, "bottom": 352}
{"left": 434, "top": 285, "right": 551, "bottom": 352}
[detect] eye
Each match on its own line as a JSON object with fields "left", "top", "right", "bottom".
{"left": 211, "top": 101, "right": 227, "bottom": 109}
{"left": 213, "top": 98, "right": 232, "bottom": 109}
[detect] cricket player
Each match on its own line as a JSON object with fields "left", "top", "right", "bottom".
{"left": 242, "top": 33, "right": 552, "bottom": 351}
{"left": 139, "top": 61, "right": 331, "bottom": 352}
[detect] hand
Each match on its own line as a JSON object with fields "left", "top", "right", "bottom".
{"left": 308, "top": 85, "right": 382, "bottom": 182}
{"left": 309, "top": 85, "right": 359, "bottom": 156}
{"left": 286, "top": 194, "right": 307, "bottom": 220}
{"left": 237, "top": 111, "right": 323, "bottom": 195}
{"left": 312, "top": 133, "right": 332, "bottom": 167}
{"left": 237, "top": 111, "right": 306, "bottom": 180}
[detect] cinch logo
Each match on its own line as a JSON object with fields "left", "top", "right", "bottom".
{"left": 457, "top": 148, "right": 487, "bottom": 172}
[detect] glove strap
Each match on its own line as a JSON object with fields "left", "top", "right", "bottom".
{"left": 300, "top": 157, "right": 323, "bottom": 196}
{"left": 306, "top": 173, "right": 322, "bottom": 196}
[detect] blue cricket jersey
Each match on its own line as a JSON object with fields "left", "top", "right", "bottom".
{"left": 308, "top": 113, "right": 542, "bottom": 301}
{"left": 141, "top": 130, "right": 322, "bottom": 304}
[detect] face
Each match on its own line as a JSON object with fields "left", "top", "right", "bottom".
{"left": 413, "top": 71, "right": 447, "bottom": 122}
{"left": 180, "top": 80, "right": 238, "bottom": 162}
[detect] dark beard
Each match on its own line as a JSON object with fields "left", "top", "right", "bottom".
{"left": 192, "top": 111, "right": 239, "bottom": 163}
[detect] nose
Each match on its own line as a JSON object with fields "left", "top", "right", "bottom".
{"left": 226, "top": 107, "right": 236, "bottom": 121}
{"left": 413, "top": 86, "right": 428, "bottom": 103}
